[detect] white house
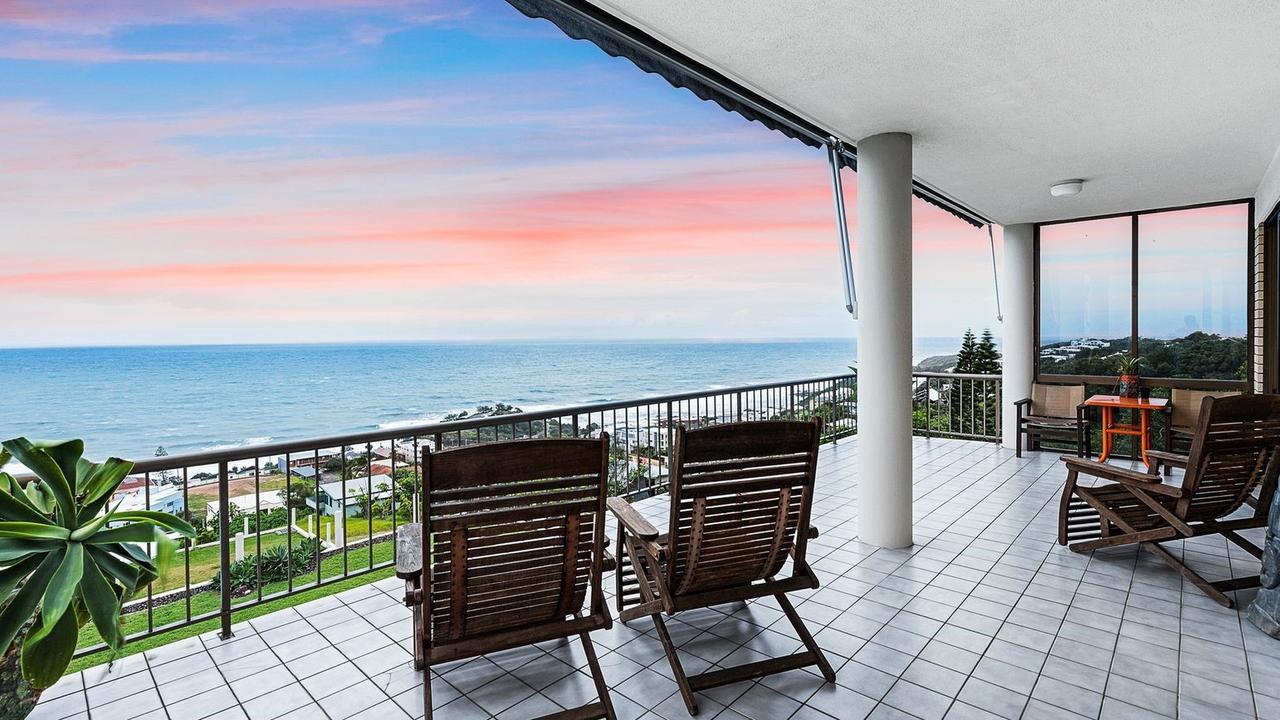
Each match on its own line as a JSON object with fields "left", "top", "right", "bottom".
{"left": 308, "top": 475, "right": 394, "bottom": 517}
{"left": 116, "top": 484, "right": 185, "bottom": 516}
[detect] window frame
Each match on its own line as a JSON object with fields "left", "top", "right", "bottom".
{"left": 1033, "top": 197, "right": 1254, "bottom": 390}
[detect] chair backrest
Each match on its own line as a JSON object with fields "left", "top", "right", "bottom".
{"left": 1171, "top": 388, "right": 1241, "bottom": 429}
{"left": 423, "top": 435, "right": 609, "bottom": 645}
{"left": 1179, "top": 394, "right": 1280, "bottom": 523}
{"left": 665, "top": 419, "right": 821, "bottom": 597}
{"left": 1031, "top": 383, "right": 1085, "bottom": 418}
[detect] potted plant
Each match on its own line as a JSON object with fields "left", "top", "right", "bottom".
{"left": 1116, "top": 355, "right": 1142, "bottom": 398}
{"left": 0, "top": 438, "right": 195, "bottom": 720}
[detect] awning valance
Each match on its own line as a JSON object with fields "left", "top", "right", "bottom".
{"left": 505, "top": 0, "right": 990, "bottom": 227}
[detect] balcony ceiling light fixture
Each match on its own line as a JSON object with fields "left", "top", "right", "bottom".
{"left": 1050, "top": 179, "right": 1084, "bottom": 197}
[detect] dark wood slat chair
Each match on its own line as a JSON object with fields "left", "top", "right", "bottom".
{"left": 1016, "top": 382, "right": 1090, "bottom": 458}
{"left": 405, "top": 436, "right": 618, "bottom": 720}
{"left": 608, "top": 418, "right": 835, "bottom": 716}
{"left": 1057, "top": 394, "right": 1280, "bottom": 608}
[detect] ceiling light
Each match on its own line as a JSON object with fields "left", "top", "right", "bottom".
{"left": 1050, "top": 179, "right": 1084, "bottom": 197}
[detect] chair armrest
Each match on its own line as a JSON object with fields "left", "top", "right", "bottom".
{"left": 1060, "top": 456, "right": 1182, "bottom": 496}
{"left": 607, "top": 496, "right": 660, "bottom": 541}
{"left": 1014, "top": 398, "right": 1031, "bottom": 408}
{"left": 1145, "top": 450, "right": 1188, "bottom": 469}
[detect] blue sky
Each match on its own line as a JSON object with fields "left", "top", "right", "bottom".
{"left": 0, "top": 0, "right": 1004, "bottom": 347}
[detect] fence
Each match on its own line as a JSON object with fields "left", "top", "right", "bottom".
{"left": 912, "top": 372, "right": 1002, "bottom": 441}
{"left": 72, "top": 373, "right": 858, "bottom": 656}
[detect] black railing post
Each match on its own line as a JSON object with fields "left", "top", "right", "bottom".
{"left": 217, "top": 460, "right": 233, "bottom": 640}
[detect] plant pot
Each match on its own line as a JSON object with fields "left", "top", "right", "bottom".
{"left": 1118, "top": 374, "right": 1140, "bottom": 398}
{"left": 0, "top": 632, "right": 42, "bottom": 720}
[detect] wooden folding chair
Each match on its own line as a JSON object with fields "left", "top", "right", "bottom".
{"left": 608, "top": 418, "right": 835, "bottom": 716}
{"left": 1058, "top": 394, "right": 1280, "bottom": 608}
{"left": 406, "top": 436, "right": 618, "bottom": 720}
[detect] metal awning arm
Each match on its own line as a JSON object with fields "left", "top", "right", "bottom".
{"left": 825, "top": 138, "right": 857, "bottom": 319}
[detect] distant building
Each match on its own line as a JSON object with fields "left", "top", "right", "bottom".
{"left": 116, "top": 484, "right": 185, "bottom": 516}
{"left": 308, "top": 475, "right": 394, "bottom": 517}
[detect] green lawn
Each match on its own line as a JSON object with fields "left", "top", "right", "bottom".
{"left": 69, "top": 535, "right": 399, "bottom": 675}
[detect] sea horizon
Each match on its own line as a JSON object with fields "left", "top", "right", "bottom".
{"left": 0, "top": 337, "right": 988, "bottom": 460}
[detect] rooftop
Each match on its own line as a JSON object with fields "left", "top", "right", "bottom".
{"left": 34, "top": 438, "right": 1277, "bottom": 720}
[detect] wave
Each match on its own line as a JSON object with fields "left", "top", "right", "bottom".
{"left": 199, "top": 436, "right": 275, "bottom": 452}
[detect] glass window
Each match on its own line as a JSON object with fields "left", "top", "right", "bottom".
{"left": 1137, "top": 204, "right": 1249, "bottom": 379}
{"left": 1038, "top": 217, "right": 1132, "bottom": 375}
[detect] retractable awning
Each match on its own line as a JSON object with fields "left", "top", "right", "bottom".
{"left": 505, "top": 0, "right": 990, "bottom": 228}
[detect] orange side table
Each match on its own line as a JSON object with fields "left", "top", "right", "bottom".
{"left": 1084, "top": 394, "right": 1170, "bottom": 467}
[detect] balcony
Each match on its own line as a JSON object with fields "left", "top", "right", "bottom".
{"left": 32, "top": 431, "right": 1276, "bottom": 720}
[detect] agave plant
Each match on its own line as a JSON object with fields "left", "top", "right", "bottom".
{"left": 0, "top": 438, "right": 195, "bottom": 690}
{"left": 1116, "top": 354, "right": 1143, "bottom": 376}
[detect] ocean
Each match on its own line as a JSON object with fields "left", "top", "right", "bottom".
{"left": 0, "top": 338, "right": 966, "bottom": 459}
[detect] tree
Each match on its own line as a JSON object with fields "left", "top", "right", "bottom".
{"left": 973, "top": 329, "right": 1001, "bottom": 374}
{"left": 286, "top": 483, "right": 315, "bottom": 511}
{"left": 954, "top": 329, "right": 978, "bottom": 373}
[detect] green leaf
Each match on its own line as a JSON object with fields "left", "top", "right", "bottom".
{"left": 25, "top": 482, "right": 54, "bottom": 515}
{"left": 77, "top": 458, "right": 134, "bottom": 506}
{"left": 76, "top": 488, "right": 114, "bottom": 526}
{"left": 83, "top": 523, "right": 157, "bottom": 544}
{"left": 112, "top": 541, "right": 154, "bottom": 568}
{"left": 35, "top": 440, "right": 83, "bottom": 495}
{"left": 0, "top": 554, "right": 43, "bottom": 601}
{"left": 0, "top": 487, "right": 53, "bottom": 524}
{"left": 109, "top": 511, "right": 196, "bottom": 538}
{"left": 79, "top": 551, "right": 123, "bottom": 651}
{"left": 70, "top": 500, "right": 121, "bottom": 542}
{"left": 0, "top": 449, "right": 10, "bottom": 468}
{"left": 0, "top": 537, "right": 61, "bottom": 562}
{"left": 0, "top": 522, "right": 70, "bottom": 540}
{"left": 86, "top": 545, "right": 141, "bottom": 591}
{"left": 2, "top": 439, "right": 75, "bottom": 528}
{"left": 40, "top": 542, "right": 83, "bottom": 629}
{"left": 21, "top": 606, "right": 78, "bottom": 688}
{"left": 0, "top": 548, "right": 63, "bottom": 654}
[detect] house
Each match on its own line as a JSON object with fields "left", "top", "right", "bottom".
{"left": 115, "top": 484, "right": 184, "bottom": 516}
{"left": 308, "top": 475, "right": 394, "bottom": 517}
{"left": 204, "top": 490, "right": 286, "bottom": 523}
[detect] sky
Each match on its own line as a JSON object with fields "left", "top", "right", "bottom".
{"left": 0, "top": 0, "right": 1005, "bottom": 348}
{"left": 1039, "top": 203, "right": 1248, "bottom": 343}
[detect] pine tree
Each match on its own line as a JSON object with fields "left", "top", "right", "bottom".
{"left": 954, "top": 329, "right": 978, "bottom": 373}
{"left": 973, "top": 329, "right": 1002, "bottom": 374}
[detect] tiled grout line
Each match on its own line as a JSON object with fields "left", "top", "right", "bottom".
{"left": 868, "top": 449, "right": 1077, "bottom": 719}
{"left": 59, "top": 439, "right": 1268, "bottom": 720}
{"left": 670, "top": 441, "right": 1063, "bottom": 718}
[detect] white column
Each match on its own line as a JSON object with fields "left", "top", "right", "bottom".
{"left": 856, "top": 132, "right": 914, "bottom": 549}
{"left": 1001, "top": 224, "right": 1035, "bottom": 449}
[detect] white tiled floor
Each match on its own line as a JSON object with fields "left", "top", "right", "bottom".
{"left": 32, "top": 438, "right": 1280, "bottom": 720}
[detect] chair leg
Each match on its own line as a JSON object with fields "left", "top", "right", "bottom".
{"left": 579, "top": 630, "right": 618, "bottom": 720}
{"left": 650, "top": 612, "right": 699, "bottom": 715}
{"left": 1141, "top": 541, "right": 1235, "bottom": 608}
{"left": 423, "top": 668, "right": 433, "bottom": 720}
{"left": 1016, "top": 423, "right": 1023, "bottom": 458}
{"left": 775, "top": 594, "right": 836, "bottom": 682}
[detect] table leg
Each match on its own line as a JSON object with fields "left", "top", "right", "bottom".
{"left": 1140, "top": 408, "right": 1152, "bottom": 468}
{"left": 1098, "top": 406, "right": 1113, "bottom": 462}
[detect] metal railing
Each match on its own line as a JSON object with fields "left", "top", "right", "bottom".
{"left": 73, "top": 373, "right": 857, "bottom": 656}
{"left": 912, "top": 372, "right": 1002, "bottom": 441}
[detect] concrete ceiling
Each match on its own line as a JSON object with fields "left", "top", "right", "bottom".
{"left": 589, "top": 1, "right": 1280, "bottom": 225}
